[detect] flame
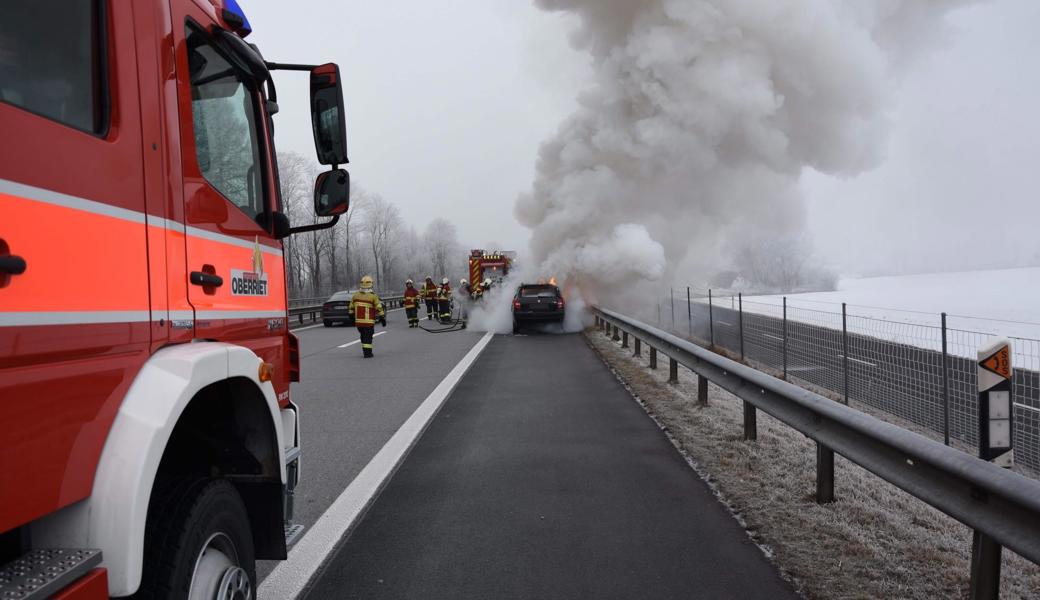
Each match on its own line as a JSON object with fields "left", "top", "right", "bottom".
{"left": 549, "top": 276, "right": 558, "bottom": 286}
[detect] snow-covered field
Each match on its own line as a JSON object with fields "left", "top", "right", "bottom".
{"left": 745, "top": 267, "right": 1040, "bottom": 338}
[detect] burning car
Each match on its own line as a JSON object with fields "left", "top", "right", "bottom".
{"left": 512, "top": 282, "right": 565, "bottom": 333}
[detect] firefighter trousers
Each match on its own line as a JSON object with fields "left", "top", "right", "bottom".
{"left": 438, "top": 298, "right": 452, "bottom": 322}
{"left": 357, "top": 326, "right": 375, "bottom": 357}
{"left": 405, "top": 306, "right": 419, "bottom": 327}
{"left": 425, "top": 299, "right": 436, "bottom": 319}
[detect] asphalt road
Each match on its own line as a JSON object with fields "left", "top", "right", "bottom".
{"left": 257, "top": 310, "right": 484, "bottom": 581}
{"left": 301, "top": 333, "right": 796, "bottom": 599}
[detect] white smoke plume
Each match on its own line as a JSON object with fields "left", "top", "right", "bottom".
{"left": 516, "top": 0, "right": 975, "bottom": 313}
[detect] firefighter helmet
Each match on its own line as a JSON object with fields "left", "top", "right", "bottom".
{"left": 442, "top": 277, "right": 449, "bottom": 285}
{"left": 360, "top": 275, "right": 374, "bottom": 290}
{"left": 405, "top": 279, "right": 414, "bottom": 285}
{"left": 483, "top": 278, "right": 491, "bottom": 287}
{"left": 460, "top": 278, "right": 468, "bottom": 286}
{"left": 425, "top": 275, "right": 433, "bottom": 282}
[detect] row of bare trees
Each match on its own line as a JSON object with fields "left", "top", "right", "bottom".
{"left": 279, "top": 152, "right": 468, "bottom": 299}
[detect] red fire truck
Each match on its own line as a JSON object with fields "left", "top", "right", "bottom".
{"left": 468, "top": 249, "right": 514, "bottom": 289}
{"left": 0, "top": 1, "right": 350, "bottom": 597}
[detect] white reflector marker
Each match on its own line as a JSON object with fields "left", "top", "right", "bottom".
{"left": 977, "top": 338, "right": 1013, "bottom": 467}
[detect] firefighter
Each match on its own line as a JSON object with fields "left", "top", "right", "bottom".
{"left": 458, "top": 279, "right": 471, "bottom": 328}
{"left": 403, "top": 279, "right": 421, "bottom": 328}
{"left": 349, "top": 275, "right": 386, "bottom": 358}
{"left": 421, "top": 276, "right": 438, "bottom": 320}
{"left": 437, "top": 277, "right": 452, "bottom": 323}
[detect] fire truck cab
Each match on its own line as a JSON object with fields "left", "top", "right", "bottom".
{"left": 1, "top": 1, "right": 349, "bottom": 597}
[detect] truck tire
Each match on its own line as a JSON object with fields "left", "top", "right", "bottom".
{"left": 323, "top": 320, "right": 332, "bottom": 327}
{"left": 132, "top": 478, "right": 256, "bottom": 600}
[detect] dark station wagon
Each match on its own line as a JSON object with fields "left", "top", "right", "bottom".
{"left": 512, "top": 283, "right": 565, "bottom": 333}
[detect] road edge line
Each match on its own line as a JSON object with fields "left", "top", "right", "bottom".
{"left": 258, "top": 331, "right": 496, "bottom": 600}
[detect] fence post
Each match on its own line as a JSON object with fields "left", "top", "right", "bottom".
{"left": 622, "top": 331, "right": 629, "bottom": 348}
{"left": 941, "top": 312, "right": 951, "bottom": 446}
{"left": 668, "top": 358, "right": 678, "bottom": 384}
{"left": 738, "top": 292, "right": 745, "bottom": 361}
{"left": 708, "top": 289, "right": 715, "bottom": 348}
{"left": 649, "top": 347, "right": 657, "bottom": 369}
{"left": 697, "top": 375, "right": 708, "bottom": 406}
{"left": 842, "top": 302, "right": 849, "bottom": 405}
{"left": 634, "top": 337, "right": 641, "bottom": 357}
{"left": 743, "top": 400, "right": 757, "bottom": 440}
{"left": 816, "top": 443, "right": 835, "bottom": 503}
{"left": 670, "top": 288, "right": 675, "bottom": 331}
{"left": 687, "top": 287, "right": 693, "bottom": 338}
{"left": 782, "top": 296, "right": 788, "bottom": 380}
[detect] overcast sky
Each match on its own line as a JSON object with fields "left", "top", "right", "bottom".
{"left": 247, "top": 0, "right": 1040, "bottom": 277}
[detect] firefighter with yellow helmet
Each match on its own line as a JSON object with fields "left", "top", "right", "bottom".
{"left": 349, "top": 275, "right": 386, "bottom": 357}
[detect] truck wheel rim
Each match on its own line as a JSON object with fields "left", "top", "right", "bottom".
{"left": 189, "top": 532, "right": 250, "bottom": 600}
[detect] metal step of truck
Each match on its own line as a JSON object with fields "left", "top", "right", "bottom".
{"left": 285, "top": 522, "right": 305, "bottom": 547}
{"left": 0, "top": 548, "right": 101, "bottom": 599}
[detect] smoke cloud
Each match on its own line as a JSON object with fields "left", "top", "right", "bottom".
{"left": 516, "top": 0, "right": 974, "bottom": 309}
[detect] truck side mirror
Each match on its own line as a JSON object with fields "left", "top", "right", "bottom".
{"left": 314, "top": 169, "right": 350, "bottom": 217}
{"left": 309, "top": 63, "right": 348, "bottom": 166}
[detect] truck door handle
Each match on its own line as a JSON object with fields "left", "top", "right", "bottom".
{"left": 190, "top": 271, "right": 223, "bottom": 287}
{"left": 0, "top": 256, "right": 26, "bottom": 275}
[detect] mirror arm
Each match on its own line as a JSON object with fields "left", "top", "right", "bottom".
{"left": 288, "top": 214, "right": 339, "bottom": 236}
{"left": 266, "top": 61, "right": 320, "bottom": 72}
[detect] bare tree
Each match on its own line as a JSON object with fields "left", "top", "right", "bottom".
{"left": 423, "top": 218, "right": 460, "bottom": 280}
{"left": 362, "top": 194, "right": 402, "bottom": 291}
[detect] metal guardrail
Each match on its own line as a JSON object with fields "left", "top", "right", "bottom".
{"left": 593, "top": 306, "right": 1040, "bottom": 599}
{"left": 288, "top": 295, "right": 406, "bottom": 327}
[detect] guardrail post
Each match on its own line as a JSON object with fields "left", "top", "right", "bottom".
{"left": 816, "top": 443, "right": 834, "bottom": 503}
{"left": 970, "top": 531, "right": 1002, "bottom": 600}
{"left": 743, "top": 401, "right": 756, "bottom": 440}
{"left": 842, "top": 302, "right": 849, "bottom": 405}
{"left": 604, "top": 320, "right": 611, "bottom": 337}
{"left": 668, "top": 357, "right": 678, "bottom": 383}
{"left": 941, "top": 312, "right": 950, "bottom": 446}
{"left": 708, "top": 289, "right": 715, "bottom": 348}
{"left": 621, "top": 331, "right": 629, "bottom": 348}
{"left": 634, "top": 338, "right": 641, "bottom": 357}
{"left": 594, "top": 315, "right": 600, "bottom": 327}
{"left": 697, "top": 375, "right": 708, "bottom": 406}
{"left": 687, "top": 286, "right": 692, "bottom": 338}
{"left": 612, "top": 325, "right": 621, "bottom": 342}
{"left": 738, "top": 293, "right": 745, "bottom": 360}
{"left": 649, "top": 347, "right": 657, "bottom": 369}
{"left": 782, "top": 296, "right": 788, "bottom": 380}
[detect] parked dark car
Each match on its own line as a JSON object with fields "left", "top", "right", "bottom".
{"left": 512, "top": 283, "right": 565, "bottom": 333}
{"left": 321, "top": 290, "right": 355, "bottom": 326}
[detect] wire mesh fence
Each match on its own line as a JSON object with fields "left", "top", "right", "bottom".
{"left": 648, "top": 287, "right": 1040, "bottom": 473}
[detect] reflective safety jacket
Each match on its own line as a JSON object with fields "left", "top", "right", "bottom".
{"left": 437, "top": 284, "right": 451, "bottom": 300}
{"left": 403, "top": 286, "right": 421, "bottom": 308}
{"left": 349, "top": 290, "right": 385, "bottom": 326}
{"left": 421, "top": 281, "right": 438, "bottom": 300}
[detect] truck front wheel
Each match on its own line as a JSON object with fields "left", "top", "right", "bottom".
{"left": 133, "top": 478, "right": 256, "bottom": 600}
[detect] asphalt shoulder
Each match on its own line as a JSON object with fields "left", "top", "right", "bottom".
{"left": 303, "top": 333, "right": 797, "bottom": 600}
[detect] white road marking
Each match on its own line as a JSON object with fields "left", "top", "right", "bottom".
{"left": 337, "top": 331, "right": 387, "bottom": 348}
{"left": 258, "top": 331, "right": 496, "bottom": 600}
